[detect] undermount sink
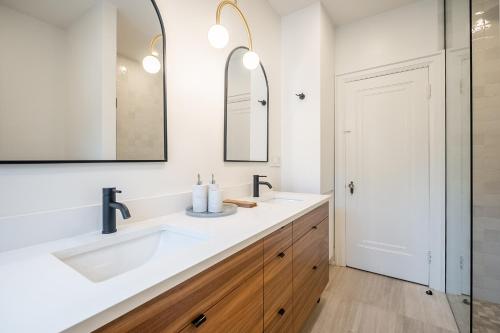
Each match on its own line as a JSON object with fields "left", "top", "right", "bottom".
{"left": 53, "top": 227, "right": 205, "bottom": 283}
{"left": 260, "top": 197, "right": 304, "bottom": 204}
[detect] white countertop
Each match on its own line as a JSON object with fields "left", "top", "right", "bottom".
{"left": 0, "top": 192, "right": 330, "bottom": 333}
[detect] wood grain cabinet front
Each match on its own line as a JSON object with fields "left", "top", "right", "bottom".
{"left": 293, "top": 217, "right": 329, "bottom": 333}
{"left": 180, "top": 269, "right": 264, "bottom": 333}
{"left": 292, "top": 203, "right": 329, "bottom": 242}
{"left": 95, "top": 240, "right": 263, "bottom": 333}
{"left": 263, "top": 223, "right": 292, "bottom": 265}
{"left": 263, "top": 243, "right": 293, "bottom": 332}
{"left": 95, "top": 202, "right": 330, "bottom": 333}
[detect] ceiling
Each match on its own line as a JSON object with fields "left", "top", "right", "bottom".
{"left": 267, "top": 0, "right": 420, "bottom": 25}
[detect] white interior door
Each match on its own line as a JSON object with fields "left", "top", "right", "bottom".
{"left": 345, "top": 68, "right": 430, "bottom": 285}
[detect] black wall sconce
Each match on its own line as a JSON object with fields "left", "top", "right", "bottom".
{"left": 258, "top": 99, "right": 267, "bottom": 106}
{"left": 296, "top": 93, "right": 306, "bottom": 100}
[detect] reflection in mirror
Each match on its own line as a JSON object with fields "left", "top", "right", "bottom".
{"left": 0, "top": 0, "right": 166, "bottom": 162}
{"left": 224, "top": 47, "right": 269, "bottom": 162}
{"left": 445, "top": 0, "right": 471, "bottom": 331}
{"left": 471, "top": 1, "right": 500, "bottom": 332}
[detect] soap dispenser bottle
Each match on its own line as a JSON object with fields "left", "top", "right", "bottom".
{"left": 208, "top": 174, "right": 223, "bottom": 213}
{"left": 192, "top": 174, "right": 208, "bottom": 213}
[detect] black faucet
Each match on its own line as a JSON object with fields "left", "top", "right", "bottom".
{"left": 102, "top": 188, "right": 131, "bottom": 234}
{"left": 253, "top": 175, "right": 273, "bottom": 198}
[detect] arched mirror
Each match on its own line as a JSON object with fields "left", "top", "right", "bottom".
{"left": 224, "top": 46, "right": 269, "bottom": 162}
{"left": 0, "top": 0, "right": 166, "bottom": 163}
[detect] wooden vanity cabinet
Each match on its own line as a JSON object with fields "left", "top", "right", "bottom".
{"left": 95, "top": 203, "right": 329, "bottom": 333}
{"left": 292, "top": 205, "right": 329, "bottom": 333}
{"left": 263, "top": 224, "right": 293, "bottom": 332}
{"left": 95, "top": 240, "right": 264, "bottom": 333}
{"left": 179, "top": 269, "right": 263, "bottom": 333}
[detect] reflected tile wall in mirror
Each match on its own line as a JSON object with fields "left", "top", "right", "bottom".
{"left": 471, "top": 0, "right": 500, "bottom": 331}
{"left": 0, "top": 0, "right": 166, "bottom": 162}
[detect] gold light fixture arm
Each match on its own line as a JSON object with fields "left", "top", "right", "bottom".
{"left": 215, "top": 0, "right": 253, "bottom": 50}
{"left": 150, "top": 34, "right": 163, "bottom": 56}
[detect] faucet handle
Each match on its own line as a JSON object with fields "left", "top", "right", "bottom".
{"left": 103, "top": 187, "right": 122, "bottom": 196}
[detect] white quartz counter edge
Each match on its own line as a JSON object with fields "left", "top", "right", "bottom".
{"left": 0, "top": 192, "right": 330, "bottom": 333}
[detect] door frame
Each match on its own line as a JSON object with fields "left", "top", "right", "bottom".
{"left": 334, "top": 52, "right": 446, "bottom": 291}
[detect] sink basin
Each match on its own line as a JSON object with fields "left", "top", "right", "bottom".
{"left": 261, "top": 197, "right": 303, "bottom": 204}
{"left": 54, "top": 227, "right": 205, "bottom": 283}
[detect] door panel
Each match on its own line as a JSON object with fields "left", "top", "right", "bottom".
{"left": 345, "top": 68, "right": 430, "bottom": 285}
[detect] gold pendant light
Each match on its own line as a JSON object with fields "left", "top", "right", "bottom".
{"left": 142, "top": 34, "right": 162, "bottom": 74}
{"left": 208, "top": 0, "right": 260, "bottom": 70}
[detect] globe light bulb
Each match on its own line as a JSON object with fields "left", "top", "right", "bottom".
{"left": 243, "top": 51, "right": 260, "bottom": 70}
{"left": 208, "top": 24, "right": 229, "bottom": 49}
{"left": 142, "top": 55, "right": 161, "bottom": 74}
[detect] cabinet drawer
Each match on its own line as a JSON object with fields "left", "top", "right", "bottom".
{"left": 264, "top": 245, "right": 293, "bottom": 332}
{"left": 180, "top": 269, "right": 263, "bottom": 333}
{"left": 293, "top": 203, "right": 329, "bottom": 242}
{"left": 265, "top": 299, "right": 293, "bottom": 333}
{"left": 263, "top": 223, "right": 292, "bottom": 264}
{"left": 293, "top": 259, "right": 329, "bottom": 333}
{"left": 293, "top": 218, "right": 328, "bottom": 288}
{"left": 293, "top": 218, "right": 329, "bottom": 333}
{"left": 95, "top": 240, "right": 263, "bottom": 333}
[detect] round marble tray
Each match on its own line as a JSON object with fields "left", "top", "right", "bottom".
{"left": 185, "top": 203, "right": 238, "bottom": 218}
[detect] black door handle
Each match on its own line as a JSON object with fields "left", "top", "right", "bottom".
{"left": 277, "top": 252, "right": 285, "bottom": 258}
{"left": 192, "top": 314, "right": 207, "bottom": 328}
{"left": 313, "top": 265, "right": 318, "bottom": 270}
{"left": 278, "top": 308, "right": 286, "bottom": 316}
{"left": 348, "top": 181, "right": 355, "bottom": 195}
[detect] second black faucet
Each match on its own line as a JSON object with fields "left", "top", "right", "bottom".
{"left": 253, "top": 175, "right": 273, "bottom": 198}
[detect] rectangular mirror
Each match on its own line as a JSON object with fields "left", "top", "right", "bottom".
{"left": 0, "top": 0, "right": 166, "bottom": 163}
{"left": 224, "top": 47, "right": 269, "bottom": 162}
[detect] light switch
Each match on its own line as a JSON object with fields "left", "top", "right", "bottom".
{"left": 270, "top": 156, "right": 281, "bottom": 167}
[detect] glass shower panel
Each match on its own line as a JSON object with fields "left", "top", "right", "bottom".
{"left": 445, "top": 0, "right": 471, "bottom": 332}
{"left": 471, "top": 0, "right": 500, "bottom": 332}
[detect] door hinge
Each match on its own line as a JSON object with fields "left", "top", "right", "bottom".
{"left": 460, "top": 256, "right": 464, "bottom": 270}
{"left": 427, "top": 84, "right": 432, "bottom": 100}
{"left": 427, "top": 251, "right": 432, "bottom": 265}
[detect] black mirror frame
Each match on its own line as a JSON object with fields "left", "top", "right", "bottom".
{"left": 0, "top": 0, "right": 167, "bottom": 164}
{"left": 224, "top": 46, "right": 269, "bottom": 163}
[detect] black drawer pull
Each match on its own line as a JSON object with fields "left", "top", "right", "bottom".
{"left": 312, "top": 225, "right": 318, "bottom": 230}
{"left": 277, "top": 252, "right": 285, "bottom": 258}
{"left": 278, "top": 308, "right": 286, "bottom": 316}
{"left": 313, "top": 265, "right": 318, "bottom": 270}
{"left": 192, "top": 314, "right": 207, "bottom": 328}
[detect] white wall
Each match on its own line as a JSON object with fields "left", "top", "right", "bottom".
{"left": 320, "top": 7, "right": 335, "bottom": 195}
{"left": 281, "top": 2, "right": 335, "bottom": 260}
{"left": 282, "top": 3, "right": 321, "bottom": 194}
{"left": 281, "top": 2, "right": 335, "bottom": 194}
{"left": 0, "top": 4, "right": 67, "bottom": 160}
{"left": 66, "top": 1, "right": 117, "bottom": 160}
{"left": 335, "top": 0, "right": 444, "bottom": 74}
{"left": 0, "top": 0, "right": 282, "bottom": 245}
